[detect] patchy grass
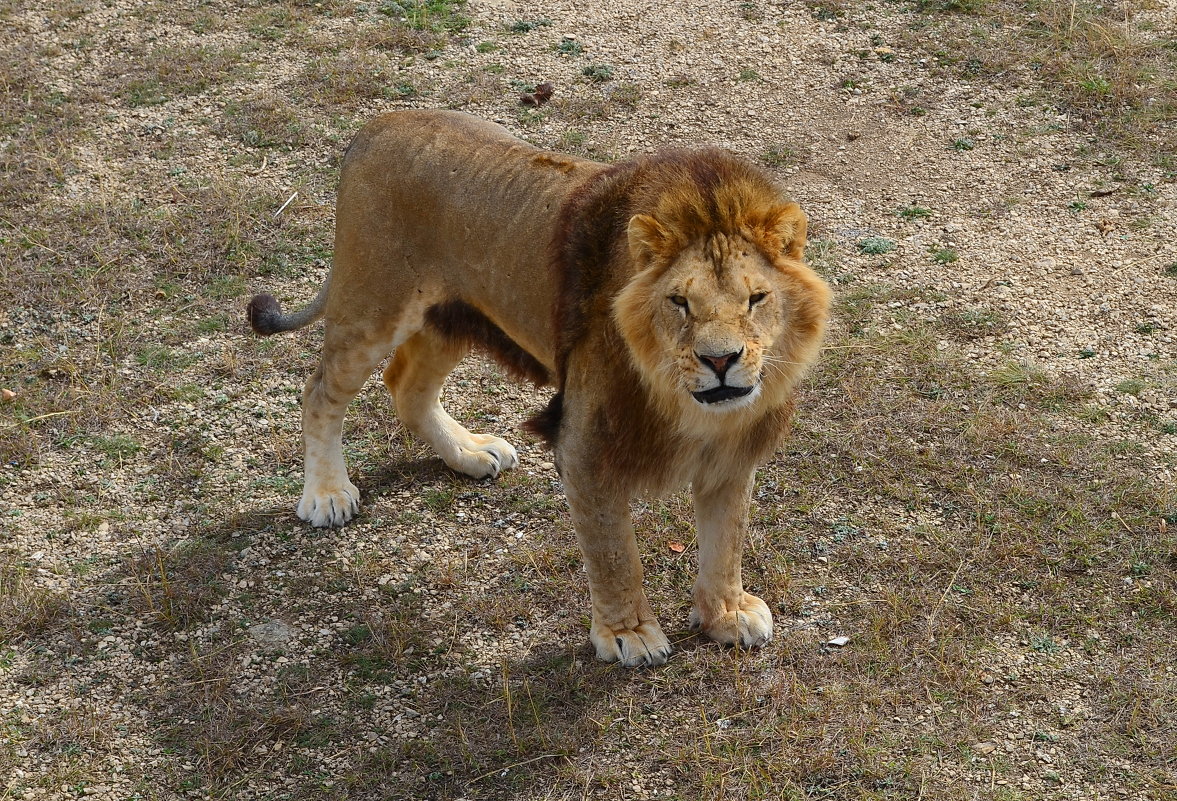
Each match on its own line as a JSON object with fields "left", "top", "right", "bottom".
{"left": 347, "top": 19, "right": 449, "bottom": 53}
{"left": 907, "top": 0, "right": 1177, "bottom": 150}
{"left": 930, "top": 247, "right": 959, "bottom": 264}
{"left": 0, "top": 43, "right": 87, "bottom": 207}
{"left": 761, "top": 143, "right": 809, "bottom": 168}
{"left": 219, "top": 95, "right": 312, "bottom": 150}
{"left": 509, "top": 18, "right": 552, "bottom": 33}
{"left": 0, "top": 553, "right": 72, "bottom": 644}
{"left": 124, "top": 537, "right": 237, "bottom": 629}
{"left": 298, "top": 51, "right": 414, "bottom": 105}
{"left": 608, "top": 82, "right": 642, "bottom": 108}
{"left": 115, "top": 44, "right": 253, "bottom": 107}
{"left": 937, "top": 306, "right": 1009, "bottom": 340}
{"left": 898, "top": 204, "right": 933, "bottom": 219}
{"left": 0, "top": 161, "right": 321, "bottom": 468}
{"left": 582, "top": 63, "right": 614, "bottom": 82}
{"left": 554, "top": 37, "right": 584, "bottom": 57}
{"left": 381, "top": 0, "right": 470, "bottom": 32}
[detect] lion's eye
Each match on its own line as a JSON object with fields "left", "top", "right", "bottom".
{"left": 669, "top": 295, "right": 689, "bottom": 311}
{"left": 749, "top": 292, "right": 768, "bottom": 308}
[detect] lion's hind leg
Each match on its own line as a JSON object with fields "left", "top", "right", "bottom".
{"left": 383, "top": 328, "right": 519, "bottom": 479}
{"left": 299, "top": 323, "right": 398, "bottom": 527}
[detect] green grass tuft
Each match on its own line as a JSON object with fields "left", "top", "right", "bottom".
{"left": 858, "top": 236, "right": 896, "bottom": 255}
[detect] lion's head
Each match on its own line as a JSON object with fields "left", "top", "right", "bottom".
{"left": 611, "top": 151, "right": 830, "bottom": 431}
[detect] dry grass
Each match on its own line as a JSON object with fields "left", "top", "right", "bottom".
{"left": 114, "top": 44, "right": 254, "bottom": 107}
{"left": 219, "top": 94, "right": 314, "bottom": 150}
{"left": 0, "top": 43, "right": 86, "bottom": 208}
{"left": 124, "top": 538, "right": 236, "bottom": 629}
{"left": 348, "top": 21, "right": 450, "bottom": 53}
{"left": 298, "top": 50, "right": 419, "bottom": 105}
{"left": 0, "top": 553, "right": 72, "bottom": 645}
{"left": 0, "top": 169, "right": 324, "bottom": 467}
{"left": 904, "top": 0, "right": 1177, "bottom": 148}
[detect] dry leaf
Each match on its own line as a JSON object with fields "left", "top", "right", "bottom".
{"left": 520, "top": 81, "right": 555, "bottom": 107}
{"left": 667, "top": 541, "right": 685, "bottom": 553}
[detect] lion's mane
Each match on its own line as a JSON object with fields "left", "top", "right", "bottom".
{"left": 527, "top": 148, "right": 829, "bottom": 494}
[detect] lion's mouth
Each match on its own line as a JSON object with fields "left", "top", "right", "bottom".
{"left": 691, "top": 385, "right": 755, "bottom": 405}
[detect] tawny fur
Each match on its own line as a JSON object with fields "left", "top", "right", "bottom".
{"left": 248, "top": 110, "right": 831, "bottom": 667}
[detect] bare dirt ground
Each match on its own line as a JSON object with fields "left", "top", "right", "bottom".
{"left": 2, "top": 0, "right": 1175, "bottom": 799}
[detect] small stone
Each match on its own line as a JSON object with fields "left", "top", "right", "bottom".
{"left": 827, "top": 635, "right": 850, "bottom": 647}
{"left": 540, "top": 461, "right": 554, "bottom": 470}
{"left": 248, "top": 620, "right": 296, "bottom": 647}
{"left": 974, "top": 741, "right": 998, "bottom": 755}
{"left": 0, "top": 388, "right": 15, "bottom": 402}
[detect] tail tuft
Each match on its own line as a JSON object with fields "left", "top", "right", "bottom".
{"left": 247, "top": 293, "right": 283, "bottom": 335}
{"left": 524, "top": 391, "right": 563, "bottom": 449}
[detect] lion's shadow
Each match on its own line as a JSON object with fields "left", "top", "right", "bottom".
{"left": 40, "top": 458, "right": 702, "bottom": 800}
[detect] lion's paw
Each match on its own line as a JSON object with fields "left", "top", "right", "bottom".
{"left": 296, "top": 481, "right": 360, "bottom": 528}
{"left": 451, "top": 435, "right": 518, "bottom": 480}
{"left": 591, "top": 620, "right": 672, "bottom": 667}
{"left": 689, "top": 592, "right": 774, "bottom": 649}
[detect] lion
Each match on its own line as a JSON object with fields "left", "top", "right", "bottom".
{"left": 248, "top": 110, "right": 830, "bottom": 667}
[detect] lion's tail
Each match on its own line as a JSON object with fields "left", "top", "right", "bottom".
{"left": 246, "top": 275, "right": 331, "bottom": 336}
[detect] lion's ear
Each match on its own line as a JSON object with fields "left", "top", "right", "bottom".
{"left": 766, "top": 202, "right": 808, "bottom": 261}
{"left": 627, "top": 214, "right": 671, "bottom": 263}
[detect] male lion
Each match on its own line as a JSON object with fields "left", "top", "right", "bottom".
{"left": 248, "top": 110, "right": 830, "bottom": 667}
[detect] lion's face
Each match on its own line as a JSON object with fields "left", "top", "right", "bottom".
{"left": 614, "top": 206, "right": 828, "bottom": 426}
{"left": 646, "top": 235, "right": 780, "bottom": 410}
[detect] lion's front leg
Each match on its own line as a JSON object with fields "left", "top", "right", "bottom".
{"left": 563, "top": 475, "right": 672, "bottom": 667}
{"left": 689, "top": 472, "right": 774, "bottom": 649}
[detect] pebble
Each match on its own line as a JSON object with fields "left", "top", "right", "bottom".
{"left": 248, "top": 620, "right": 297, "bottom": 647}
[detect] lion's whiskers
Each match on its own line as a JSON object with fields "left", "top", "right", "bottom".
{"left": 761, "top": 354, "right": 804, "bottom": 367}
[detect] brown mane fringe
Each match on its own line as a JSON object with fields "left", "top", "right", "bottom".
{"left": 426, "top": 300, "right": 552, "bottom": 387}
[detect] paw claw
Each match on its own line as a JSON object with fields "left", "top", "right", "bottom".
{"left": 452, "top": 436, "right": 516, "bottom": 480}
{"left": 297, "top": 482, "right": 360, "bottom": 528}
{"left": 691, "top": 593, "right": 774, "bottom": 650}
{"left": 593, "top": 620, "right": 671, "bottom": 667}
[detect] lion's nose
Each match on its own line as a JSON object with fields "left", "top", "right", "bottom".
{"left": 697, "top": 349, "right": 742, "bottom": 378}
